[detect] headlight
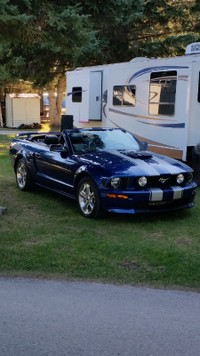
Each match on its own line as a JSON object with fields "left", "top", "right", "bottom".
{"left": 176, "top": 173, "right": 184, "bottom": 184}
{"left": 110, "top": 177, "right": 121, "bottom": 189}
{"left": 138, "top": 176, "right": 147, "bottom": 187}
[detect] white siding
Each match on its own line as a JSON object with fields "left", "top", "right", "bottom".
{"left": 6, "top": 95, "right": 40, "bottom": 127}
{"left": 5, "top": 96, "right": 13, "bottom": 127}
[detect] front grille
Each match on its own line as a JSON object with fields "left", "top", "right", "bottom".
{"left": 133, "top": 174, "right": 187, "bottom": 189}
{"left": 148, "top": 175, "right": 179, "bottom": 188}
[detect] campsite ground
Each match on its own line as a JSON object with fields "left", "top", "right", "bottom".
{"left": 0, "top": 132, "right": 200, "bottom": 291}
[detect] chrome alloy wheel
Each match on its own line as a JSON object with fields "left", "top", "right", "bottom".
{"left": 16, "top": 161, "right": 27, "bottom": 189}
{"left": 78, "top": 182, "right": 95, "bottom": 216}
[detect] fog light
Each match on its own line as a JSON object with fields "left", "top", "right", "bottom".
{"left": 176, "top": 174, "right": 184, "bottom": 184}
{"left": 138, "top": 176, "right": 147, "bottom": 187}
{"left": 110, "top": 177, "right": 121, "bottom": 189}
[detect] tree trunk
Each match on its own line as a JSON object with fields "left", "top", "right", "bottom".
{"left": 48, "top": 76, "right": 65, "bottom": 128}
{"left": 0, "top": 104, "right": 2, "bottom": 127}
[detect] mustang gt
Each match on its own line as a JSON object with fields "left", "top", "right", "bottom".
{"left": 9, "top": 128, "right": 197, "bottom": 218}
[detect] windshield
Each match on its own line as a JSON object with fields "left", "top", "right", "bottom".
{"left": 69, "top": 129, "right": 144, "bottom": 154}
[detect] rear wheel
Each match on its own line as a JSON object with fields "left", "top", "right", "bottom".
{"left": 77, "top": 177, "right": 102, "bottom": 218}
{"left": 16, "top": 158, "right": 32, "bottom": 191}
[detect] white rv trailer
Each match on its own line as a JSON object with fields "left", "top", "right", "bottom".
{"left": 66, "top": 42, "right": 200, "bottom": 163}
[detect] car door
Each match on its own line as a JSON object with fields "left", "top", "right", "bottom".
{"left": 34, "top": 143, "right": 77, "bottom": 197}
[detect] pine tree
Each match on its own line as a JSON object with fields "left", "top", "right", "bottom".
{"left": 0, "top": 0, "right": 199, "bottom": 127}
{"left": 0, "top": 0, "right": 98, "bottom": 126}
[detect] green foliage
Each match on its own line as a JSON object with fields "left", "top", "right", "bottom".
{"left": 80, "top": 0, "right": 145, "bottom": 63}
{"left": 0, "top": 0, "right": 199, "bottom": 88}
{"left": 0, "top": 0, "right": 32, "bottom": 44}
{"left": 134, "top": 0, "right": 199, "bottom": 58}
{"left": 0, "top": 1, "right": 99, "bottom": 87}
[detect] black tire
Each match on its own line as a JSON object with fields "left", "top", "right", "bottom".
{"left": 77, "top": 177, "right": 102, "bottom": 218}
{"left": 15, "top": 158, "right": 33, "bottom": 191}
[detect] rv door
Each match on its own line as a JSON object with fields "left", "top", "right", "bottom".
{"left": 89, "top": 71, "right": 102, "bottom": 121}
{"left": 66, "top": 70, "right": 89, "bottom": 123}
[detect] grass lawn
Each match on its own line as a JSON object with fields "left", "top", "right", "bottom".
{"left": 0, "top": 133, "right": 200, "bottom": 290}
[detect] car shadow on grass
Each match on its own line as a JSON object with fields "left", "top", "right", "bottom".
{"left": 107, "top": 208, "right": 194, "bottom": 225}
{"left": 24, "top": 184, "right": 197, "bottom": 226}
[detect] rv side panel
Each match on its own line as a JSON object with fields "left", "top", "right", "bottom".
{"left": 107, "top": 60, "right": 190, "bottom": 160}
{"left": 187, "top": 61, "right": 200, "bottom": 147}
{"left": 65, "top": 46, "right": 200, "bottom": 162}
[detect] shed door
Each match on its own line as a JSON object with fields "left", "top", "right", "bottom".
{"left": 89, "top": 71, "right": 102, "bottom": 121}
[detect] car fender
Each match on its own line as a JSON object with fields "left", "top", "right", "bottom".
{"left": 74, "top": 165, "right": 95, "bottom": 190}
{"left": 73, "top": 164, "right": 111, "bottom": 192}
{"left": 12, "top": 146, "right": 36, "bottom": 181}
{"left": 12, "top": 147, "right": 26, "bottom": 171}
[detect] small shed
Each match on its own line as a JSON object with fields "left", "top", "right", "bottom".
{"left": 6, "top": 94, "right": 40, "bottom": 128}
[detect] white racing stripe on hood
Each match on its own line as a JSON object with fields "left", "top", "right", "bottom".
{"left": 113, "top": 151, "right": 160, "bottom": 176}
{"left": 154, "top": 156, "right": 185, "bottom": 174}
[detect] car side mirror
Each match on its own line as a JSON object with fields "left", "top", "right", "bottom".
{"left": 142, "top": 141, "right": 148, "bottom": 150}
{"left": 50, "top": 144, "right": 69, "bottom": 156}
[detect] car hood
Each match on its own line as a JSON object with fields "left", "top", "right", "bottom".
{"left": 78, "top": 150, "right": 191, "bottom": 176}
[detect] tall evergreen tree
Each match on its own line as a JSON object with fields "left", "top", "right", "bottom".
{"left": 0, "top": 0, "right": 199, "bottom": 126}
{"left": 0, "top": 0, "right": 99, "bottom": 126}
{"left": 80, "top": 0, "right": 198, "bottom": 61}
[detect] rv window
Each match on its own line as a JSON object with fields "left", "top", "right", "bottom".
{"left": 113, "top": 85, "right": 136, "bottom": 106}
{"left": 149, "top": 71, "right": 177, "bottom": 116}
{"left": 72, "top": 87, "right": 82, "bottom": 103}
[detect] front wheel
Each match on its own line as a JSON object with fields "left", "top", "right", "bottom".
{"left": 16, "top": 158, "right": 33, "bottom": 191}
{"left": 77, "top": 177, "right": 102, "bottom": 218}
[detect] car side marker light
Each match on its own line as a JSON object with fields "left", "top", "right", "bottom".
{"left": 117, "top": 194, "right": 128, "bottom": 199}
{"left": 106, "top": 194, "right": 128, "bottom": 199}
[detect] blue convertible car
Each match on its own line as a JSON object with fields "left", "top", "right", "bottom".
{"left": 9, "top": 128, "right": 197, "bottom": 218}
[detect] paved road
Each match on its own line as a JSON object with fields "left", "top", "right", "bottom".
{"left": 0, "top": 278, "right": 200, "bottom": 356}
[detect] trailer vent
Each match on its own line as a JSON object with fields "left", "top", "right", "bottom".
{"left": 185, "top": 42, "right": 200, "bottom": 55}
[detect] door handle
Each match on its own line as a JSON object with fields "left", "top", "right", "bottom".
{"left": 35, "top": 152, "right": 41, "bottom": 158}
{"left": 27, "top": 152, "right": 33, "bottom": 158}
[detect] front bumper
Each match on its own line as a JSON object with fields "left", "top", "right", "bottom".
{"left": 100, "top": 182, "right": 197, "bottom": 214}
